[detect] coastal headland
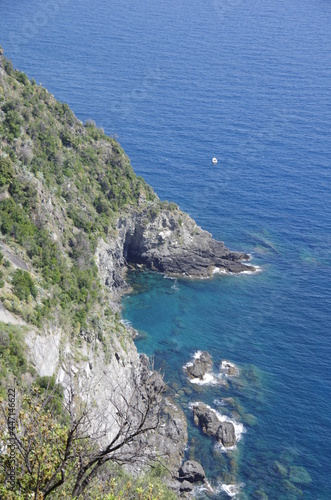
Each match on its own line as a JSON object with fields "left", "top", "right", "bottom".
{"left": 0, "top": 47, "right": 255, "bottom": 498}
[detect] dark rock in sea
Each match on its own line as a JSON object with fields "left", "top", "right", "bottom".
{"left": 217, "top": 421, "right": 236, "bottom": 447}
{"left": 179, "top": 480, "right": 194, "bottom": 492}
{"left": 185, "top": 351, "right": 213, "bottom": 380}
{"left": 179, "top": 460, "right": 206, "bottom": 483}
{"left": 192, "top": 402, "right": 236, "bottom": 447}
{"left": 193, "top": 402, "right": 221, "bottom": 436}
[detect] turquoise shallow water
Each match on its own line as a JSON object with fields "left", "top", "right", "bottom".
{"left": 1, "top": 0, "right": 331, "bottom": 497}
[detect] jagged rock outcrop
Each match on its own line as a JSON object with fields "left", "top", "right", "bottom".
{"left": 185, "top": 351, "right": 213, "bottom": 380}
{"left": 192, "top": 402, "right": 236, "bottom": 447}
{"left": 23, "top": 331, "right": 187, "bottom": 480}
{"left": 97, "top": 206, "right": 255, "bottom": 294}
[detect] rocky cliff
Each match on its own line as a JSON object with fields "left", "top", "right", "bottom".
{"left": 0, "top": 47, "right": 253, "bottom": 497}
{"left": 97, "top": 204, "right": 255, "bottom": 298}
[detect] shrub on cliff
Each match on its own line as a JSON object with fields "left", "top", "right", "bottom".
{"left": 0, "top": 156, "right": 14, "bottom": 187}
{"left": 11, "top": 269, "right": 37, "bottom": 301}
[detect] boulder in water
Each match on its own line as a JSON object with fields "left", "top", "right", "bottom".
{"left": 217, "top": 421, "right": 236, "bottom": 447}
{"left": 179, "top": 460, "right": 206, "bottom": 483}
{"left": 185, "top": 351, "right": 213, "bottom": 380}
{"left": 193, "top": 402, "right": 221, "bottom": 436}
{"left": 289, "top": 466, "right": 312, "bottom": 484}
{"left": 192, "top": 402, "right": 237, "bottom": 447}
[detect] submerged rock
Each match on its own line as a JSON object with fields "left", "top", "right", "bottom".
{"left": 253, "top": 489, "right": 269, "bottom": 499}
{"left": 289, "top": 466, "right": 312, "bottom": 484}
{"left": 283, "top": 479, "right": 304, "bottom": 496}
{"left": 179, "top": 460, "right": 206, "bottom": 483}
{"left": 273, "top": 461, "right": 288, "bottom": 477}
{"left": 185, "top": 351, "right": 213, "bottom": 380}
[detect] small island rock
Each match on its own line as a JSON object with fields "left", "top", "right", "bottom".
{"left": 192, "top": 402, "right": 236, "bottom": 447}
{"left": 217, "top": 421, "right": 236, "bottom": 447}
{"left": 179, "top": 460, "right": 206, "bottom": 483}
{"left": 186, "top": 352, "right": 213, "bottom": 380}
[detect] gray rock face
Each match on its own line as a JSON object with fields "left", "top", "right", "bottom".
{"left": 192, "top": 402, "right": 236, "bottom": 447}
{"left": 97, "top": 205, "right": 254, "bottom": 294}
{"left": 186, "top": 351, "right": 213, "bottom": 380}
{"left": 179, "top": 460, "right": 206, "bottom": 483}
{"left": 122, "top": 207, "right": 253, "bottom": 277}
{"left": 180, "top": 480, "right": 194, "bottom": 492}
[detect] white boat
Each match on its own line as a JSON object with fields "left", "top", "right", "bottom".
{"left": 212, "top": 157, "right": 218, "bottom": 164}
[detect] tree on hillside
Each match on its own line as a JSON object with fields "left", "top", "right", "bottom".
{"left": 0, "top": 362, "right": 165, "bottom": 499}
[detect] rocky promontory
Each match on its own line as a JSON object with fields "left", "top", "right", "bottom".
{"left": 97, "top": 204, "right": 255, "bottom": 295}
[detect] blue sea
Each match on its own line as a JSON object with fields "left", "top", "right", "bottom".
{"left": 1, "top": 0, "right": 331, "bottom": 497}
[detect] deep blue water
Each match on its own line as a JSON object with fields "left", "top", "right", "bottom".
{"left": 1, "top": 0, "right": 331, "bottom": 497}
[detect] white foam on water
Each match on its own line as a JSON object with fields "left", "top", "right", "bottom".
{"left": 213, "top": 267, "right": 228, "bottom": 274}
{"left": 213, "top": 398, "right": 226, "bottom": 406}
{"left": 193, "top": 350, "right": 203, "bottom": 359}
{"left": 120, "top": 319, "right": 132, "bottom": 327}
{"left": 192, "top": 479, "right": 215, "bottom": 495}
{"left": 220, "top": 483, "right": 245, "bottom": 497}
{"left": 163, "top": 274, "right": 176, "bottom": 280}
{"left": 240, "top": 264, "right": 262, "bottom": 275}
{"left": 189, "top": 373, "right": 220, "bottom": 385}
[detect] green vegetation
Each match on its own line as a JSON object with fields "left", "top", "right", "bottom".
{"left": 0, "top": 156, "right": 14, "bottom": 186}
{"left": 0, "top": 49, "right": 178, "bottom": 499}
{"left": 0, "top": 47, "right": 157, "bottom": 332}
{"left": 11, "top": 269, "right": 37, "bottom": 301}
{"left": 0, "top": 323, "right": 31, "bottom": 397}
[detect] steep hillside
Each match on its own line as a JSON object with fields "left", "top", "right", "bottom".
{"left": 0, "top": 47, "right": 253, "bottom": 498}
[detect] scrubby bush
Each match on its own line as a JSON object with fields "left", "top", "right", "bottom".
{"left": 11, "top": 269, "right": 37, "bottom": 301}
{"left": 0, "top": 156, "right": 14, "bottom": 187}
{"left": 4, "top": 109, "right": 23, "bottom": 138}
{"left": 0, "top": 324, "right": 28, "bottom": 393}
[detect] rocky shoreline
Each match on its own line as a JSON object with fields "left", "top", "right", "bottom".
{"left": 0, "top": 51, "right": 254, "bottom": 498}
{"left": 94, "top": 206, "right": 255, "bottom": 496}
{"left": 96, "top": 204, "right": 256, "bottom": 301}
